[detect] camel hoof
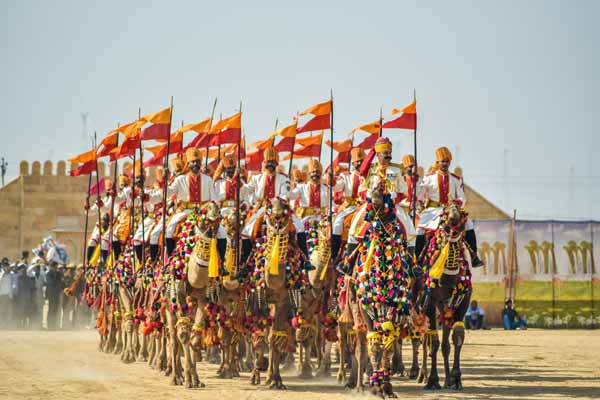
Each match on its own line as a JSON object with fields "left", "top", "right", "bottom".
{"left": 269, "top": 382, "right": 287, "bottom": 390}
{"left": 219, "top": 370, "right": 234, "bottom": 379}
{"left": 297, "top": 370, "right": 314, "bottom": 379}
{"left": 424, "top": 379, "right": 442, "bottom": 390}
{"left": 316, "top": 368, "right": 331, "bottom": 378}
{"left": 409, "top": 367, "right": 419, "bottom": 380}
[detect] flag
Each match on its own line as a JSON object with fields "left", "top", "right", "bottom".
{"left": 334, "top": 151, "right": 350, "bottom": 166}
{"left": 110, "top": 120, "right": 145, "bottom": 138}
{"left": 275, "top": 137, "right": 295, "bottom": 152}
{"left": 275, "top": 122, "right": 297, "bottom": 138}
{"left": 383, "top": 100, "right": 416, "bottom": 130}
{"left": 249, "top": 134, "right": 276, "bottom": 150}
{"left": 300, "top": 100, "right": 332, "bottom": 116}
{"left": 245, "top": 149, "right": 264, "bottom": 171}
{"left": 283, "top": 143, "right": 320, "bottom": 159}
{"left": 297, "top": 114, "right": 330, "bottom": 133}
{"left": 89, "top": 177, "right": 106, "bottom": 196}
{"left": 69, "top": 149, "right": 96, "bottom": 164}
{"left": 296, "top": 132, "right": 323, "bottom": 147}
{"left": 140, "top": 107, "right": 172, "bottom": 140}
{"left": 352, "top": 120, "right": 381, "bottom": 135}
{"left": 70, "top": 160, "right": 97, "bottom": 176}
{"left": 96, "top": 132, "right": 119, "bottom": 158}
{"left": 186, "top": 132, "right": 211, "bottom": 150}
{"left": 391, "top": 100, "right": 416, "bottom": 115}
{"left": 325, "top": 138, "right": 352, "bottom": 153}
{"left": 187, "top": 117, "right": 212, "bottom": 134}
{"left": 357, "top": 133, "right": 378, "bottom": 150}
{"left": 209, "top": 112, "right": 241, "bottom": 145}
{"left": 114, "top": 136, "right": 140, "bottom": 160}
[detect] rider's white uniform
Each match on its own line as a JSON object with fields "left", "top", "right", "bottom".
{"left": 151, "top": 173, "right": 217, "bottom": 238}
{"left": 240, "top": 172, "right": 304, "bottom": 237}
{"left": 348, "top": 163, "right": 416, "bottom": 246}
{"left": 287, "top": 181, "right": 330, "bottom": 226}
{"left": 331, "top": 169, "right": 363, "bottom": 235}
{"left": 416, "top": 171, "right": 472, "bottom": 233}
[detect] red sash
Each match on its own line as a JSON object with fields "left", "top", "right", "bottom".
{"left": 188, "top": 174, "right": 202, "bottom": 203}
{"left": 437, "top": 172, "right": 449, "bottom": 205}
{"left": 309, "top": 183, "right": 321, "bottom": 207}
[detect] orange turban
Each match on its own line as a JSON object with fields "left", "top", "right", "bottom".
{"left": 263, "top": 147, "right": 278, "bottom": 162}
{"left": 435, "top": 146, "right": 452, "bottom": 162}
{"left": 170, "top": 157, "right": 184, "bottom": 172}
{"left": 155, "top": 168, "right": 164, "bottom": 182}
{"left": 308, "top": 159, "right": 322, "bottom": 174}
{"left": 374, "top": 137, "right": 392, "bottom": 153}
{"left": 351, "top": 147, "right": 366, "bottom": 162}
{"left": 104, "top": 179, "right": 113, "bottom": 191}
{"left": 118, "top": 174, "right": 130, "bottom": 186}
{"left": 402, "top": 154, "right": 416, "bottom": 168}
{"left": 222, "top": 154, "right": 236, "bottom": 168}
{"left": 186, "top": 148, "right": 202, "bottom": 162}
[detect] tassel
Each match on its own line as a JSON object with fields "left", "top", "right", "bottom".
{"left": 208, "top": 238, "right": 219, "bottom": 278}
{"left": 430, "top": 242, "right": 449, "bottom": 280}
{"left": 319, "top": 255, "right": 329, "bottom": 281}
{"left": 268, "top": 234, "right": 281, "bottom": 275}
{"left": 363, "top": 238, "right": 377, "bottom": 272}
{"left": 89, "top": 245, "right": 101, "bottom": 266}
{"left": 223, "top": 247, "right": 235, "bottom": 281}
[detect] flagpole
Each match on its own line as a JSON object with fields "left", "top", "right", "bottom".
{"left": 411, "top": 89, "right": 418, "bottom": 225}
{"left": 138, "top": 108, "right": 146, "bottom": 268}
{"left": 82, "top": 160, "right": 93, "bottom": 267}
{"left": 93, "top": 132, "right": 102, "bottom": 261}
{"left": 108, "top": 125, "right": 120, "bottom": 265}
{"left": 161, "top": 96, "right": 174, "bottom": 266}
{"left": 205, "top": 98, "right": 218, "bottom": 168}
{"left": 272, "top": 117, "right": 279, "bottom": 147}
{"left": 288, "top": 112, "right": 298, "bottom": 177}
{"left": 329, "top": 90, "right": 334, "bottom": 240}
{"left": 235, "top": 101, "right": 243, "bottom": 266}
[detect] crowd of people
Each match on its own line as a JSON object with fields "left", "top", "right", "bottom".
{"left": 0, "top": 253, "right": 90, "bottom": 330}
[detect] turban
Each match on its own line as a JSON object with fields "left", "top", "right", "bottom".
{"left": 170, "top": 157, "right": 184, "bottom": 172}
{"left": 118, "top": 175, "right": 131, "bottom": 186}
{"left": 186, "top": 147, "right": 202, "bottom": 162}
{"left": 308, "top": 159, "right": 322, "bottom": 174}
{"left": 351, "top": 147, "right": 366, "bottom": 162}
{"left": 263, "top": 147, "right": 278, "bottom": 162}
{"left": 402, "top": 154, "right": 416, "bottom": 168}
{"left": 435, "top": 146, "right": 452, "bottom": 162}
{"left": 374, "top": 137, "right": 392, "bottom": 153}
{"left": 104, "top": 179, "right": 113, "bottom": 191}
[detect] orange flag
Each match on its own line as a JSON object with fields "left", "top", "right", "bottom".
{"left": 209, "top": 112, "right": 241, "bottom": 134}
{"left": 325, "top": 138, "right": 352, "bottom": 153}
{"left": 296, "top": 132, "right": 323, "bottom": 147}
{"left": 187, "top": 117, "right": 212, "bottom": 134}
{"left": 141, "top": 107, "right": 171, "bottom": 124}
{"left": 391, "top": 100, "right": 416, "bottom": 115}
{"left": 300, "top": 100, "right": 332, "bottom": 116}
{"left": 275, "top": 122, "right": 298, "bottom": 138}
{"left": 249, "top": 134, "right": 276, "bottom": 150}
{"left": 110, "top": 120, "right": 145, "bottom": 138}
{"left": 352, "top": 120, "right": 381, "bottom": 135}
{"left": 69, "top": 149, "right": 96, "bottom": 163}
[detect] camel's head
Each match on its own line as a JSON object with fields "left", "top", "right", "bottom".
{"left": 446, "top": 203, "right": 462, "bottom": 227}
{"left": 266, "top": 197, "right": 290, "bottom": 226}
{"left": 196, "top": 202, "right": 221, "bottom": 235}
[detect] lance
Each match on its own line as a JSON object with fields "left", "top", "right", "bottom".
{"left": 411, "top": 89, "right": 418, "bottom": 225}
{"left": 329, "top": 90, "right": 334, "bottom": 240}
{"left": 108, "top": 126, "right": 120, "bottom": 265}
{"left": 93, "top": 132, "right": 102, "bottom": 263}
{"left": 160, "top": 96, "right": 174, "bottom": 267}
{"left": 205, "top": 98, "right": 218, "bottom": 168}
{"left": 137, "top": 108, "right": 145, "bottom": 268}
{"left": 82, "top": 151, "right": 93, "bottom": 267}
{"left": 235, "top": 101, "right": 243, "bottom": 265}
{"left": 287, "top": 112, "right": 298, "bottom": 177}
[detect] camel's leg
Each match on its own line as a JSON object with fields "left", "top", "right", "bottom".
{"left": 409, "top": 336, "right": 420, "bottom": 379}
{"left": 442, "top": 325, "right": 452, "bottom": 388}
{"left": 337, "top": 330, "right": 347, "bottom": 382}
{"left": 148, "top": 333, "right": 156, "bottom": 367}
{"left": 158, "top": 333, "right": 168, "bottom": 372}
{"left": 450, "top": 324, "right": 465, "bottom": 390}
{"left": 367, "top": 335, "right": 384, "bottom": 397}
{"left": 166, "top": 313, "right": 184, "bottom": 385}
{"left": 138, "top": 330, "right": 148, "bottom": 361}
{"left": 424, "top": 331, "right": 441, "bottom": 390}
{"left": 219, "top": 330, "right": 233, "bottom": 379}
{"left": 317, "top": 340, "right": 333, "bottom": 378}
{"left": 120, "top": 322, "right": 128, "bottom": 362}
{"left": 298, "top": 331, "right": 314, "bottom": 379}
{"left": 381, "top": 340, "right": 397, "bottom": 398}
{"left": 354, "top": 332, "right": 366, "bottom": 393}
{"left": 114, "top": 321, "right": 123, "bottom": 354}
{"left": 391, "top": 338, "right": 405, "bottom": 376}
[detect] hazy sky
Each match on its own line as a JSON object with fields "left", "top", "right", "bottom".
{"left": 1, "top": 0, "right": 599, "bottom": 219}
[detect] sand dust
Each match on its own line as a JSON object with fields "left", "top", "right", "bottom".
{"left": 0, "top": 329, "right": 599, "bottom": 400}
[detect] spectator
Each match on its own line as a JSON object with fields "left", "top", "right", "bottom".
{"left": 0, "top": 259, "right": 13, "bottom": 329}
{"left": 27, "top": 260, "right": 47, "bottom": 329}
{"left": 13, "top": 263, "right": 33, "bottom": 329}
{"left": 502, "top": 299, "right": 527, "bottom": 330}
{"left": 465, "top": 300, "right": 485, "bottom": 330}
{"left": 45, "top": 262, "right": 63, "bottom": 330}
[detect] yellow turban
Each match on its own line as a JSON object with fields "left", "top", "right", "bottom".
{"left": 435, "top": 146, "right": 452, "bottom": 162}
{"left": 186, "top": 147, "right": 202, "bottom": 162}
{"left": 374, "top": 137, "right": 392, "bottom": 153}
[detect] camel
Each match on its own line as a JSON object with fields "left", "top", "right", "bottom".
{"left": 245, "top": 197, "right": 305, "bottom": 390}
{"left": 416, "top": 203, "right": 473, "bottom": 391}
{"left": 348, "top": 186, "right": 411, "bottom": 397}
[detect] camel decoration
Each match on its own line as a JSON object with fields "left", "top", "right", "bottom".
{"left": 417, "top": 202, "right": 472, "bottom": 391}
{"left": 349, "top": 186, "right": 411, "bottom": 397}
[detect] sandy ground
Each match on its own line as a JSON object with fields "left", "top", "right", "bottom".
{"left": 0, "top": 329, "right": 599, "bottom": 400}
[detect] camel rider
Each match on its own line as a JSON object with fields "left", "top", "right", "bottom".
{"left": 213, "top": 153, "right": 245, "bottom": 263}
{"left": 240, "top": 146, "right": 308, "bottom": 261}
{"left": 131, "top": 161, "right": 155, "bottom": 263}
{"left": 415, "top": 146, "right": 483, "bottom": 268}
{"left": 287, "top": 158, "right": 330, "bottom": 238}
{"left": 153, "top": 147, "right": 217, "bottom": 257}
{"left": 350, "top": 137, "right": 416, "bottom": 246}
{"left": 330, "top": 147, "right": 366, "bottom": 259}
{"left": 87, "top": 179, "right": 114, "bottom": 263}
{"left": 398, "top": 154, "right": 422, "bottom": 218}
{"left": 86, "top": 213, "right": 111, "bottom": 265}
{"left": 148, "top": 157, "right": 185, "bottom": 261}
